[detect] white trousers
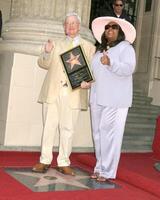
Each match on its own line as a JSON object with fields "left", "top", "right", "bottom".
{"left": 90, "top": 102, "right": 128, "bottom": 179}
{"left": 40, "top": 87, "right": 80, "bottom": 166}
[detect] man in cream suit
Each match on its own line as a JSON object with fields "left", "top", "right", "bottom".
{"left": 32, "top": 12, "right": 95, "bottom": 175}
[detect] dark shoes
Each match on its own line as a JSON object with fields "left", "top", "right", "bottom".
{"left": 56, "top": 166, "right": 75, "bottom": 176}
{"left": 32, "top": 163, "right": 50, "bottom": 173}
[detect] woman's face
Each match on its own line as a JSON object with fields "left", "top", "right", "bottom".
{"left": 104, "top": 22, "right": 119, "bottom": 42}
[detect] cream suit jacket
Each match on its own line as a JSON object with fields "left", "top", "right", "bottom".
{"left": 38, "top": 37, "right": 95, "bottom": 110}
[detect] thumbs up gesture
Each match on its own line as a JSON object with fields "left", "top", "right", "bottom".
{"left": 100, "top": 50, "right": 110, "bottom": 65}
{"left": 44, "top": 39, "right": 54, "bottom": 53}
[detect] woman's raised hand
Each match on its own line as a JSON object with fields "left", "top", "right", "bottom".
{"left": 100, "top": 50, "right": 110, "bottom": 66}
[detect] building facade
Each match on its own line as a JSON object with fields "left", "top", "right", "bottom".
{"left": 0, "top": 0, "right": 160, "bottom": 149}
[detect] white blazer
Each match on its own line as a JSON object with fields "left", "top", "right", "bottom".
{"left": 90, "top": 41, "right": 136, "bottom": 108}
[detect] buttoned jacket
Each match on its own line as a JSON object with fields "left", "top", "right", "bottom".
{"left": 38, "top": 37, "right": 95, "bottom": 110}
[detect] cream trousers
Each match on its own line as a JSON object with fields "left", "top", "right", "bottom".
{"left": 40, "top": 86, "right": 80, "bottom": 166}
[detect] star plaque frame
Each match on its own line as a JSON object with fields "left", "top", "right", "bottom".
{"left": 60, "top": 45, "right": 94, "bottom": 89}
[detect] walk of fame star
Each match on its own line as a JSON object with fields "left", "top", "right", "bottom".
{"left": 5, "top": 167, "right": 119, "bottom": 192}
{"left": 15, "top": 168, "right": 89, "bottom": 189}
{"left": 66, "top": 52, "right": 81, "bottom": 70}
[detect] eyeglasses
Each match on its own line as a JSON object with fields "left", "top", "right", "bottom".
{"left": 105, "top": 24, "right": 119, "bottom": 30}
{"left": 115, "top": 4, "right": 123, "bottom": 7}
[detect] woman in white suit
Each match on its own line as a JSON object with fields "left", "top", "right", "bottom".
{"left": 90, "top": 17, "right": 136, "bottom": 181}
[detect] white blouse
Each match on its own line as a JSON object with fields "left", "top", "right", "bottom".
{"left": 90, "top": 41, "right": 136, "bottom": 108}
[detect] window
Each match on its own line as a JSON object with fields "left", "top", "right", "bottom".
{"left": 145, "top": 0, "right": 152, "bottom": 12}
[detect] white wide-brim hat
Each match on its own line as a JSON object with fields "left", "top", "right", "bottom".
{"left": 91, "top": 16, "right": 136, "bottom": 44}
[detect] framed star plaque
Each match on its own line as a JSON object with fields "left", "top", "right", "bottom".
{"left": 60, "top": 45, "right": 94, "bottom": 89}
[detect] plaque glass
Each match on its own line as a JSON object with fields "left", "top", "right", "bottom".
{"left": 60, "top": 45, "right": 94, "bottom": 89}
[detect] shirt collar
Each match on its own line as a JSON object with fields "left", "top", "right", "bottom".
{"left": 66, "top": 35, "right": 80, "bottom": 42}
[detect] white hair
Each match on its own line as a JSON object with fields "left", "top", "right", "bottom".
{"left": 64, "top": 12, "right": 81, "bottom": 23}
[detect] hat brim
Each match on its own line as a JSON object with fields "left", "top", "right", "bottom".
{"left": 91, "top": 16, "right": 136, "bottom": 44}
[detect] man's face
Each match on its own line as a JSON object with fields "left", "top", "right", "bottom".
{"left": 113, "top": 0, "right": 124, "bottom": 15}
{"left": 64, "top": 16, "right": 80, "bottom": 38}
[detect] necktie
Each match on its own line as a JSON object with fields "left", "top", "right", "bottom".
{"left": 68, "top": 39, "right": 74, "bottom": 50}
